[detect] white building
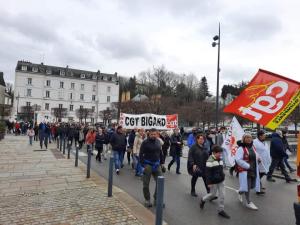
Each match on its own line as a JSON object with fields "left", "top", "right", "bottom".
{"left": 13, "top": 61, "right": 119, "bottom": 123}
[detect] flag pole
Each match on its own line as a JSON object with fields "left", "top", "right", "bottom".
{"left": 294, "top": 134, "right": 300, "bottom": 223}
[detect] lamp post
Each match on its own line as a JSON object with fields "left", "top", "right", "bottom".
{"left": 212, "top": 22, "right": 221, "bottom": 137}
{"left": 116, "top": 78, "right": 121, "bottom": 123}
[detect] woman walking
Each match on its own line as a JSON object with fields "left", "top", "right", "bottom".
{"left": 132, "top": 129, "right": 145, "bottom": 176}
{"left": 95, "top": 128, "right": 105, "bottom": 162}
{"left": 27, "top": 126, "right": 35, "bottom": 145}
{"left": 236, "top": 133, "right": 261, "bottom": 210}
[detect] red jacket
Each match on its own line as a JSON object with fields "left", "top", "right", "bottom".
{"left": 86, "top": 131, "right": 96, "bottom": 144}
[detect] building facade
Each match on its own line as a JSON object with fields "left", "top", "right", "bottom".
{"left": 13, "top": 61, "right": 119, "bottom": 123}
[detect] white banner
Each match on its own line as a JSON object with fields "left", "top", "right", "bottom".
{"left": 119, "top": 113, "right": 178, "bottom": 130}
{"left": 222, "top": 116, "right": 245, "bottom": 166}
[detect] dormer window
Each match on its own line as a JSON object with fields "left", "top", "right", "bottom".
{"left": 60, "top": 70, "right": 65, "bottom": 76}
{"left": 81, "top": 74, "right": 85, "bottom": 79}
{"left": 46, "top": 69, "right": 51, "bottom": 75}
{"left": 21, "top": 65, "right": 27, "bottom": 71}
{"left": 32, "top": 67, "right": 38, "bottom": 72}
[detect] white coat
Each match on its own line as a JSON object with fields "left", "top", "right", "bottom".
{"left": 253, "top": 139, "right": 271, "bottom": 173}
{"left": 235, "top": 146, "right": 261, "bottom": 192}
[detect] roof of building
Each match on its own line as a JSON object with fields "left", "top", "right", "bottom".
{"left": 0, "top": 72, "right": 6, "bottom": 87}
{"left": 15, "top": 61, "right": 119, "bottom": 83}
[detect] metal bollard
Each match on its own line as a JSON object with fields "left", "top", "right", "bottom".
{"left": 67, "top": 141, "right": 71, "bottom": 159}
{"left": 75, "top": 144, "right": 79, "bottom": 167}
{"left": 155, "top": 176, "right": 165, "bottom": 225}
{"left": 108, "top": 156, "right": 114, "bottom": 197}
{"left": 59, "top": 136, "right": 62, "bottom": 152}
{"left": 63, "top": 137, "right": 66, "bottom": 154}
{"left": 87, "top": 147, "right": 91, "bottom": 178}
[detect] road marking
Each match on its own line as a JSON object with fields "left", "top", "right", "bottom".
{"left": 225, "top": 185, "right": 239, "bottom": 193}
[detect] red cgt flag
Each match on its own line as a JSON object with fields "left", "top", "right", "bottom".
{"left": 223, "top": 69, "right": 300, "bottom": 130}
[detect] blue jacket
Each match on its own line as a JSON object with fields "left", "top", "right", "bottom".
{"left": 270, "top": 133, "right": 288, "bottom": 159}
{"left": 187, "top": 133, "right": 195, "bottom": 148}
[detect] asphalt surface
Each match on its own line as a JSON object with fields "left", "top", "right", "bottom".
{"left": 71, "top": 146, "right": 298, "bottom": 225}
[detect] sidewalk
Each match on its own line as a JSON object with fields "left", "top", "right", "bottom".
{"left": 0, "top": 135, "right": 156, "bottom": 225}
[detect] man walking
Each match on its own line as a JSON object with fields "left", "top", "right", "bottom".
{"left": 267, "top": 130, "right": 296, "bottom": 183}
{"left": 139, "top": 128, "right": 164, "bottom": 207}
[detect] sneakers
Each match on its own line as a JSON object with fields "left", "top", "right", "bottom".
{"left": 286, "top": 178, "right": 297, "bottom": 183}
{"left": 176, "top": 171, "right": 181, "bottom": 175}
{"left": 191, "top": 191, "right": 198, "bottom": 197}
{"left": 209, "top": 196, "right": 218, "bottom": 202}
{"left": 290, "top": 168, "right": 296, "bottom": 173}
{"left": 238, "top": 193, "right": 243, "bottom": 203}
{"left": 246, "top": 202, "right": 258, "bottom": 210}
{"left": 144, "top": 200, "right": 152, "bottom": 208}
{"left": 218, "top": 210, "right": 230, "bottom": 219}
{"left": 256, "top": 191, "right": 265, "bottom": 195}
{"left": 199, "top": 199, "right": 205, "bottom": 209}
{"left": 116, "top": 169, "right": 120, "bottom": 175}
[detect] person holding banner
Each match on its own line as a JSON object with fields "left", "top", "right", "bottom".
{"left": 168, "top": 128, "right": 183, "bottom": 174}
{"left": 236, "top": 133, "right": 260, "bottom": 210}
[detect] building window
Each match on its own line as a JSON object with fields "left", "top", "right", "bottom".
{"left": 60, "top": 70, "right": 65, "bottom": 76}
{"left": 81, "top": 84, "right": 84, "bottom": 90}
{"left": 26, "top": 102, "right": 31, "bottom": 107}
{"left": 92, "top": 95, "right": 96, "bottom": 101}
{"left": 27, "top": 78, "right": 32, "bottom": 85}
{"left": 60, "top": 81, "right": 64, "bottom": 88}
{"left": 46, "top": 80, "right": 51, "bottom": 87}
{"left": 71, "top": 83, "right": 75, "bottom": 89}
{"left": 27, "top": 89, "right": 32, "bottom": 97}
{"left": 32, "top": 67, "right": 38, "bottom": 72}
{"left": 80, "top": 105, "right": 83, "bottom": 109}
{"left": 107, "top": 96, "right": 110, "bottom": 103}
{"left": 69, "top": 93, "right": 73, "bottom": 100}
{"left": 21, "top": 65, "right": 27, "bottom": 71}
{"left": 59, "top": 104, "right": 63, "bottom": 109}
{"left": 93, "top": 85, "right": 96, "bottom": 91}
{"left": 46, "top": 69, "right": 51, "bottom": 74}
{"left": 80, "top": 94, "right": 84, "bottom": 100}
{"left": 107, "top": 86, "right": 111, "bottom": 93}
{"left": 69, "top": 105, "right": 74, "bottom": 111}
{"left": 45, "top": 103, "right": 49, "bottom": 110}
{"left": 91, "top": 106, "right": 95, "bottom": 112}
{"left": 46, "top": 91, "right": 50, "bottom": 98}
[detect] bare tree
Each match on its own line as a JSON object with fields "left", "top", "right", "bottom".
{"left": 76, "top": 108, "right": 93, "bottom": 124}
{"left": 20, "top": 105, "right": 34, "bottom": 121}
{"left": 51, "top": 108, "right": 68, "bottom": 122}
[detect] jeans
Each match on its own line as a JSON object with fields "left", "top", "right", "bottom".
{"left": 267, "top": 158, "right": 290, "bottom": 180}
{"left": 202, "top": 182, "right": 225, "bottom": 212}
{"left": 168, "top": 155, "right": 181, "bottom": 173}
{"left": 113, "top": 151, "right": 123, "bottom": 170}
{"left": 143, "top": 164, "right": 162, "bottom": 201}
{"left": 133, "top": 154, "right": 143, "bottom": 175}
{"left": 29, "top": 136, "right": 33, "bottom": 145}
{"left": 283, "top": 156, "right": 293, "bottom": 171}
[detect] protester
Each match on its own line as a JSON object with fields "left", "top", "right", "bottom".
{"left": 78, "top": 125, "right": 85, "bottom": 149}
{"left": 33, "top": 122, "right": 39, "bottom": 141}
{"left": 95, "top": 128, "right": 105, "bottom": 162}
{"left": 168, "top": 128, "right": 183, "bottom": 174}
{"left": 187, "top": 128, "right": 197, "bottom": 148}
{"left": 160, "top": 131, "right": 171, "bottom": 172}
{"left": 188, "top": 133, "right": 210, "bottom": 197}
{"left": 102, "top": 128, "right": 110, "bottom": 160}
{"left": 217, "top": 127, "right": 227, "bottom": 167}
{"left": 127, "top": 129, "right": 136, "bottom": 167}
{"left": 282, "top": 130, "right": 296, "bottom": 173}
{"left": 132, "top": 128, "right": 145, "bottom": 176}
{"left": 235, "top": 133, "right": 260, "bottom": 210}
{"left": 86, "top": 128, "right": 96, "bottom": 155}
{"left": 110, "top": 126, "right": 127, "bottom": 175}
{"left": 266, "top": 130, "right": 296, "bottom": 183}
{"left": 38, "top": 121, "right": 48, "bottom": 149}
{"left": 253, "top": 130, "right": 271, "bottom": 194}
{"left": 139, "top": 128, "right": 164, "bottom": 207}
{"left": 27, "top": 126, "right": 35, "bottom": 145}
{"left": 200, "top": 145, "right": 230, "bottom": 219}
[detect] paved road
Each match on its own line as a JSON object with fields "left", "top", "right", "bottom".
{"left": 70, "top": 146, "right": 297, "bottom": 225}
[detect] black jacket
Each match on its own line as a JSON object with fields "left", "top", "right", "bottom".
{"left": 95, "top": 133, "right": 105, "bottom": 150}
{"left": 139, "top": 138, "right": 163, "bottom": 165}
{"left": 170, "top": 134, "right": 183, "bottom": 157}
{"left": 270, "top": 133, "right": 288, "bottom": 159}
{"left": 205, "top": 155, "right": 225, "bottom": 185}
{"left": 187, "top": 143, "right": 209, "bottom": 176}
{"left": 110, "top": 132, "right": 127, "bottom": 152}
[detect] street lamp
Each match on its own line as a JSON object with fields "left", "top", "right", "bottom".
{"left": 212, "top": 23, "right": 221, "bottom": 139}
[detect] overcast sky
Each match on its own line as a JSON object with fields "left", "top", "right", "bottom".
{"left": 1, "top": 0, "right": 299, "bottom": 93}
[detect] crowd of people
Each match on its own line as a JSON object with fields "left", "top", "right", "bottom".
{"left": 7, "top": 120, "right": 297, "bottom": 220}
